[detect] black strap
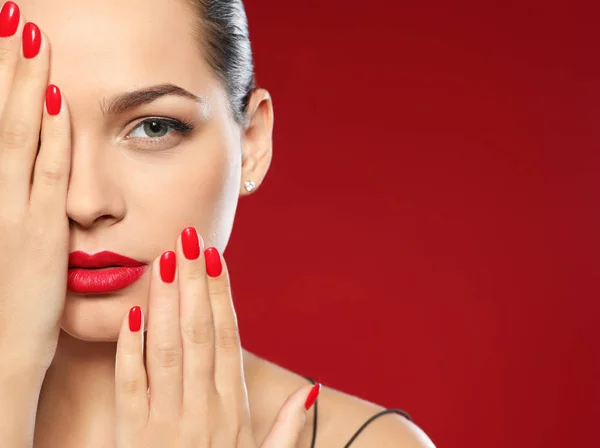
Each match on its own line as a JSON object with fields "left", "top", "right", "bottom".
{"left": 304, "top": 376, "right": 412, "bottom": 447}
{"left": 343, "top": 408, "right": 412, "bottom": 447}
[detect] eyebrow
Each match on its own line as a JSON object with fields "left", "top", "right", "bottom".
{"left": 100, "top": 83, "right": 203, "bottom": 116}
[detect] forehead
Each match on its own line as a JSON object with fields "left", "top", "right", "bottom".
{"left": 20, "top": 0, "right": 209, "bottom": 98}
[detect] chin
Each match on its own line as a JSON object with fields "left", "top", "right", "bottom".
{"left": 61, "top": 284, "right": 149, "bottom": 342}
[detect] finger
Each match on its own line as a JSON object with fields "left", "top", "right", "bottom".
{"left": 115, "top": 306, "right": 149, "bottom": 440}
{"left": 204, "top": 248, "right": 245, "bottom": 399}
{"left": 29, "top": 84, "right": 71, "bottom": 220}
{"left": 261, "top": 383, "right": 322, "bottom": 448}
{"left": 0, "top": 21, "right": 49, "bottom": 207}
{"left": 146, "top": 251, "right": 184, "bottom": 419}
{"left": 0, "top": 1, "right": 24, "bottom": 119}
{"left": 177, "top": 227, "right": 217, "bottom": 414}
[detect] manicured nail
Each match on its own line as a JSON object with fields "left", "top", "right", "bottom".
{"left": 181, "top": 227, "right": 200, "bottom": 260}
{"left": 305, "top": 383, "right": 322, "bottom": 410}
{"left": 160, "top": 251, "right": 176, "bottom": 283}
{"left": 45, "top": 84, "right": 61, "bottom": 116}
{"left": 129, "top": 306, "right": 142, "bottom": 332}
{"left": 0, "top": 1, "right": 20, "bottom": 38}
{"left": 204, "top": 247, "right": 222, "bottom": 277}
{"left": 22, "top": 22, "right": 41, "bottom": 58}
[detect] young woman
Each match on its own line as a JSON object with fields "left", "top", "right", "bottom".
{"left": 0, "top": 0, "right": 435, "bottom": 446}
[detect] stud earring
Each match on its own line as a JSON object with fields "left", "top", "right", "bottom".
{"left": 244, "top": 180, "right": 256, "bottom": 192}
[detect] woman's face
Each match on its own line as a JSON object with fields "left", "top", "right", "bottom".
{"left": 19, "top": 0, "right": 271, "bottom": 342}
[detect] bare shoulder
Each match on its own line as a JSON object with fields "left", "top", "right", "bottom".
{"left": 315, "top": 383, "right": 436, "bottom": 447}
{"left": 243, "top": 352, "right": 435, "bottom": 448}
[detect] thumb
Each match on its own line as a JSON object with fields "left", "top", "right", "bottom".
{"left": 260, "top": 382, "right": 322, "bottom": 448}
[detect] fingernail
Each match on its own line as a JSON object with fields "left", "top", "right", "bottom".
{"left": 181, "top": 227, "right": 200, "bottom": 260}
{"left": 22, "top": 22, "right": 41, "bottom": 58}
{"left": 204, "top": 247, "right": 222, "bottom": 278}
{"left": 45, "top": 84, "right": 61, "bottom": 116}
{"left": 304, "top": 383, "right": 321, "bottom": 411}
{"left": 129, "top": 306, "right": 142, "bottom": 332}
{"left": 160, "top": 251, "right": 176, "bottom": 283}
{"left": 0, "top": 1, "right": 20, "bottom": 38}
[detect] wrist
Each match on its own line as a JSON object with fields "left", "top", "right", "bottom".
{"left": 0, "top": 337, "right": 56, "bottom": 377}
{"left": 0, "top": 350, "right": 48, "bottom": 448}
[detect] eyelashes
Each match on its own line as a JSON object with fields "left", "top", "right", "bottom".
{"left": 125, "top": 117, "right": 196, "bottom": 149}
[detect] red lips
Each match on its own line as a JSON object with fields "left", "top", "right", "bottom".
{"left": 68, "top": 251, "right": 147, "bottom": 294}
{"left": 69, "top": 251, "right": 145, "bottom": 269}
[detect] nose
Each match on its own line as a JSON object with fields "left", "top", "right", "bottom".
{"left": 66, "top": 137, "right": 125, "bottom": 229}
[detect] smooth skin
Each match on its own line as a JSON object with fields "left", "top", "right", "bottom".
{"left": 0, "top": 0, "right": 435, "bottom": 447}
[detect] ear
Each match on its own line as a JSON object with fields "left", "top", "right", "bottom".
{"left": 240, "top": 88, "right": 274, "bottom": 196}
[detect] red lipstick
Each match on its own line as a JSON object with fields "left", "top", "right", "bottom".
{"left": 68, "top": 251, "right": 148, "bottom": 294}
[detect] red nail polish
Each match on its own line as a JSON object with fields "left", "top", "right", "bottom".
{"left": 129, "top": 306, "right": 142, "bottom": 332}
{"left": 304, "top": 383, "right": 321, "bottom": 410}
{"left": 181, "top": 227, "right": 200, "bottom": 260}
{"left": 22, "top": 22, "right": 41, "bottom": 58}
{"left": 0, "top": 1, "right": 20, "bottom": 38}
{"left": 204, "top": 247, "right": 222, "bottom": 277}
{"left": 45, "top": 85, "right": 61, "bottom": 116}
{"left": 160, "top": 251, "right": 176, "bottom": 283}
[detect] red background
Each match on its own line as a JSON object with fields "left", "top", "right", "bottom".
{"left": 227, "top": 1, "right": 600, "bottom": 447}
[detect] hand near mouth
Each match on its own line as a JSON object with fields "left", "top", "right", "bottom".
{"left": 114, "top": 227, "right": 321, "bottom": 448}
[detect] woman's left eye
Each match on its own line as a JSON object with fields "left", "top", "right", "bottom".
{"left": 127, "top": 118, "right": 193, "bottom": 139}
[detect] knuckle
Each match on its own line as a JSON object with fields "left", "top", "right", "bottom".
{"left": 0, "top": 43, "right": 11, "bottom": 64}
{"left": 0, "top": 119, "right": 30, "bottom": 148}
{"left": 208, "top": 281, "right": 231, "bottom": 298}
{"left": 215, "top": 326, "right": 240, "bottom": 351}
{"left": 35, "top": 162, "right": 66, "bottom": 187}
{"left": 45, "top": 121, "right": 68, "bottom": 141}
{"left": 26, "top": 64, "right": 48, "bottom": 84}
{"left": 119, "top": 377, "right": 143, "bottom": 395}
{"left": 0, "top": 208, "right": 23, "bottom": 228}
{"left": 181, "top": 321, "right": 213, "bottom": 347}
{"left": 152, "top": 343, "right": 182, "bottom": 369}
{"left": 185, "top": 266, "right": 206, "bottom": 281}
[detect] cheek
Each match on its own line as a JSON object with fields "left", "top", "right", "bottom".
{"left": 125, "top": 137, "right": 241, "bottom": 249}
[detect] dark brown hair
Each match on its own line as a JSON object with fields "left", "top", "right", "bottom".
{"left": 191, "top": 0, "right": 256, "bottom": 125}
